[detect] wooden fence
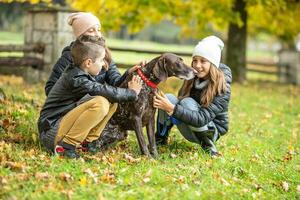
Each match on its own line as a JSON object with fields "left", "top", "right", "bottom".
{"left": 0, "top": 44, "right": 278, "bottom": 76}
{"left": 0, "top": 44, "right": 45, "bottom": 70}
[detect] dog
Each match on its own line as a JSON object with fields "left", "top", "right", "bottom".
{"left": 99, "top": 53, "right": 195, "bottom": 158}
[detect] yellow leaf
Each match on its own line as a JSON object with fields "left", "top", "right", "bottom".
{"left": 79, "top": 177, "right": 87, "bottom": 186}
{"left": 100, "top": 170, "right": 116, "bottom": 184}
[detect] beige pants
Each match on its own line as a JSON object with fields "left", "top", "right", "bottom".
{"left": 55, "top": 96, "right": 117, "bottom": 147}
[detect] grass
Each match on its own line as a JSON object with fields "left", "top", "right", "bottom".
{"left": 0, "top": 30, "right": 298, "bottom": 199}
{"left": 0, "top": 74, "right": 299, "bottom": 199}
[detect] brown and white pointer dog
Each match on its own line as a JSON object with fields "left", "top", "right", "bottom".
{"left": 99, "top": 53, "right": 195, "bottom": 158}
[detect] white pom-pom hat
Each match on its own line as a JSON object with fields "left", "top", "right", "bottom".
{"left": 192, "top": 35, "right": 224, "bottom": 68}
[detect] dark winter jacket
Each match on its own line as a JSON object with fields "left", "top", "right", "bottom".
{"left": 44, "top": 43, "right": 128, "bottom": 96}
{"left": 38, "top": 64, "right": 137, "bottom": 134}
{"left": 173, "top": 63, "right": 232, "bottom": 135}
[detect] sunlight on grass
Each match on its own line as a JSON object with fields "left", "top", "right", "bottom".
{"left": 0, "top": 74, "right": 299, "bottom": 199}
{"left": 0, "top": 31, "right": 298, "bottom": 199}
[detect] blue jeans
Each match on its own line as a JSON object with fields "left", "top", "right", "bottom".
{"left": 157, "top": 94, "right": 219, "bottom": 144}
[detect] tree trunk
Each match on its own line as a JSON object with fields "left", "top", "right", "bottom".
{"left": 226, "top": 0, "right": 247, "bottom": 83}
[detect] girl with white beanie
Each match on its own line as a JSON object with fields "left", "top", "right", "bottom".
{"left": 153, "top": 36, "right": 232, "bottom": 156}
{"left": 45, "top": 12, "right": 141, "bottom": 96}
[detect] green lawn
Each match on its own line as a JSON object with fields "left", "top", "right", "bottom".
{"left": 0, "top": 74, "right": 299, "bottom": 199}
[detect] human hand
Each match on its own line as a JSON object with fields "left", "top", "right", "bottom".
{"left": 153, "top": 91, "right": 175, "bottom": 115}
{"left": 128, "top": 75, "right": 143, "bottom": 95}
{"left": 128, "top": 60, "right": 147, "bottom": 74}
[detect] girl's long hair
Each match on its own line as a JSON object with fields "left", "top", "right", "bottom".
{"left": 178, "top": 64, "right": 227, "bottom": 107}
{"left": 99, "top": 37, "right": 112, "bottom": 70}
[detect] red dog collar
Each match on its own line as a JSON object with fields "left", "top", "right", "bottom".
{"left": 137, "top": 68, "right": 158, "bottom": 89}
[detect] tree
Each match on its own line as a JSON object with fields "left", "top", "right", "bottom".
{"left": 226, "top": 0, "right": 247, "bottom": 83}
{"left": 5, "top": 0, "right": 300, "bottom": 82}
{"left": 67, "top": 0, "right": 300, "bottom": 82}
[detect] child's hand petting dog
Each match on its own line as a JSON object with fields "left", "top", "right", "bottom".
{"left": 153, "top": 90, "right": 175, "bottom": 115}
{"left": 128, "top": 75, "right": 143, "bottom": 95}
{"left": 128, "top": 60, "right": 147, "bottom": 74}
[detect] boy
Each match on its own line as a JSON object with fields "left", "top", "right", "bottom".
{"left": 38, "top": 35, "right": 143, "bottom": 158}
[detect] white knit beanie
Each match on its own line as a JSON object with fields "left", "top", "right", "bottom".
{"left": 67, "top": 12, "right": 101, "bottom": 38}
{"left": 192, "top": 36, "right": 224, "bottom": 68}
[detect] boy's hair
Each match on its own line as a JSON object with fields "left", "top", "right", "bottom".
{"left": 71, "top": 35, "right": 107, "bottom": 69}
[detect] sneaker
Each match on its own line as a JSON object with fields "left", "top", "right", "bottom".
{"left": 81, "top": 140, "right": 100, "bottom": 154}
{"left": 54, "top": 143, "right": 80, "bottom": 159}
{"left": 155, "top": 123, "right": 172, "bottom": 146}
{"left": 78, "top": 140, "right": 89, "bottom": 152}
{"left": 194, "top": 132, "right": 218, "bottom": 157}
{"left": 155, "top": 132, "right": 169, "bottom": 145}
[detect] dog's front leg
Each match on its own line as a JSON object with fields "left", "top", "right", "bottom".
{"left": 146, "top": 115, "right": 158, "bottom": 158}
{"left": 133, "top": 116, "right": 151, "bottom": 157}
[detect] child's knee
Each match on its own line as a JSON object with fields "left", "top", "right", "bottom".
{"left": 165, "top": 93, "right": 178, "bottom": 104}
{"left": 90, "top": 96, "right": 110, "bottom": 115}
{"left": 111, "top": 103, "right": 118, "bottom": 113}
{"left": 179, "top": 97, "right": 199, "bottom": 110}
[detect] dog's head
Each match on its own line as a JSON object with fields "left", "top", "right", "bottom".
{"left": 152, "top": 53, "right": 195, "bottom": 82}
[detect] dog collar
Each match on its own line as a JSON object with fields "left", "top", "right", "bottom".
{"left": 137, "top": 68, "right": 158, "bottom": 89}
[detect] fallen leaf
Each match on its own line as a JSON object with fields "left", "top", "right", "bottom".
{"left": 144, "top": 169, "right": 152, "bottom": 178}
{"left": 250, "top": 154, "right": 260, "bottom": 162}
{"left": 16, "top": 173, "right": 31, "bottom": 181}
{"left": 253, "top": 183, "right": 262, "bottom": 191}
{"left": 205, "top": 160, "right": 213, "bottom": 168}
{"left": 142, "top": 177, "right": 151, "bottom": 183}
{"left": 100, "top": 170, "right": 116, "bottom": 184}
{"left": 170, "top": 153, "right": 177, "bottom": 158}
{"left": 282, "top": 181, "right": 289, "bottom": 192}
{"left": 84, "top": 168, "right": 98, "bottom": 183}
{"left": 79, "top": 177, "right": 87, "bottom": 186}
{"left": 0, "top": 176, "right": 8, "bottom": 185}
{"left": 242, "top": 188, "right": 250, "bottom": 193}
{"left": 142, "top": 169, "right": 152, "bottom": 183}
{"left": 107, "top": 156, "right": 115, "bottom": 164}
{"left": 220, "top": 178, "right": 230, "bottom": 186}
{"left": 176, "top": 176, "right": 185, "bottom": 184}
{"left": 124, "top": 153, "right": 140, "bottom": 164}
{"left": 35, "top": 172, "right": 50, "bottom": 180}
{"left": 60, "top": 172, "right": 73, "bottom": 182}
{"left": 5, "top": 161, "right": 27, "bottom": 172}
{"left": 193, "top": 180, "right": 201, "bottom": 185}
{"left": 2, "top": 119, "right": 10, "bottom": 129}
{"left": 296, "top": 185, "right": 300, "bottom": 193}
{"left": 62, "top": 189, "right": 74, "bottom": 199}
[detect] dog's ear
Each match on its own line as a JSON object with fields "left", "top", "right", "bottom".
{"left": 153, "top": 57, "right": 168, "bottom": 82}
